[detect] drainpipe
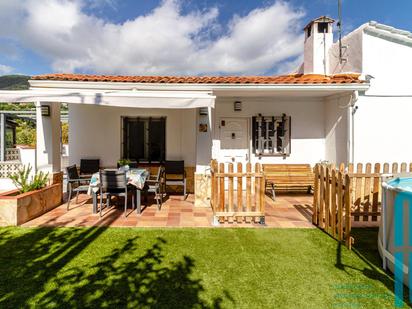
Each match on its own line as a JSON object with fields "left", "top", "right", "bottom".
{"left": 347, "top": 91, "right": 358, "bottom": 164}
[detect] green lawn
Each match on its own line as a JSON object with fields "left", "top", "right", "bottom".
{"left": 0, "top": 227, "right": 407, "bottom": 308}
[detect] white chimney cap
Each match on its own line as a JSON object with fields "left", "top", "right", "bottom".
{"left": 304, "top": 16, "right": 335, "bottom": 30}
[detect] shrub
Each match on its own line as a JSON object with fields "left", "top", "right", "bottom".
{"left": 61, "top": 122, "right": 69, "bottom": 144}
{"left": 10, "top": 165, "right": 49, "bottom": 193}
{"left": 15, "top": 120, "right": 36, "bottom": 146}
{"left": 117, "top": 158, "right": 131, "bottom": 166}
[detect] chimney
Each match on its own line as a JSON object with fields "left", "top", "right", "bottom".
{"left": 303, "top": 16, "right": 335, "bottom": 75}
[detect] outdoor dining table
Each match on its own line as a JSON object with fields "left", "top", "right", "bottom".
{"left": 87, "top": 168, "right": 150, "bottom": 214}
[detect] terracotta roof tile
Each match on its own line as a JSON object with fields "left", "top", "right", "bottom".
{"left": 31, "top": 73, "right": 364, "bottom": 85}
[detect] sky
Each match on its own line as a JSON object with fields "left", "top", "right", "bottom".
{"left": 0, "top": 0, "right": 411, "bottom": 76}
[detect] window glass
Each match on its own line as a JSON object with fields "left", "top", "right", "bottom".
{"left": 318, "top": 22, "right": 329, "bottom": 33}
{"left": 122, "top": 117, "right": 165, "bottom": 163}
{"left": 252, "top": 115, "right": 291, "bottom": 157}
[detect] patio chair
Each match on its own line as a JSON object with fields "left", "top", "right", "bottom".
{"left": 66, "top": 164, "right": 91, "bottom": 210}
{"left": 164, "top": 160, "right": 186, "bottom": 199}
{"left": 144, "top": 166, "right": 165, "bottom": 210}
{"left": 80, "top": 159, "right": 100, "bottom": 177}
{"left": 99, "top": 169, "right": 135, "bottom": 217}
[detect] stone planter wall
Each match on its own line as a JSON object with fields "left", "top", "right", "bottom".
{"left": 194, "top": 173, "right": 211, "bottom": 207}
{"left": 0, "top": 172, "right": 63, "bottom": 226}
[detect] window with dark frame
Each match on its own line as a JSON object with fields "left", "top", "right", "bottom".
{"left": 122, "top": 117, "right": 166, "bottom": 163}
{"left": 306, "top": 25, "right": 312, "bottom": 38}
{"left": 252, "top": 114, "right": 291, "bottom": 157}
{"left": 317, "top": 22, "right": 329, "bottom": 34}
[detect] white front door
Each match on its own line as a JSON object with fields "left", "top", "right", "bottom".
{"left": 219, "top": 118, "right": 249, "bottom": 164}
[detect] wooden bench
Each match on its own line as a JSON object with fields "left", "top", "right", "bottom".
{"left": 262, "top": 164, "right": 314, "bottom": 200}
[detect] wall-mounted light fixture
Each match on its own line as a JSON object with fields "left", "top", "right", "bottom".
{"left": 199, "top": 107, "right": 208, "bottom": 116}
{"left": 41, "top": 105, "right": 50, "bottom": 117}
{"left": 234, "top": 101, "right": 242, "bottom": 111}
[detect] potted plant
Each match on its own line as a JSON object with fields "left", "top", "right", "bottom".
{"left": 117, "top": 158, "right": 131, "bottom": 170}
{"left": 0, "top": 165, "right": 63, "bottom": 226}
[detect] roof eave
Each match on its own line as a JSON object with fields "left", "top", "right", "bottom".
{"left": 29, "top": 79, "right": 369, "bottom": 92}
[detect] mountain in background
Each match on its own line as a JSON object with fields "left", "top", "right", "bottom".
{"left": 0, "top": 75, "right": 68, "bottom": 112}
{"left": 0, "top": 75, "right": 30, "bottom": 90}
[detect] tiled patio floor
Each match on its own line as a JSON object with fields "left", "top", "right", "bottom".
{"left": 21, "top": 193, "right": 314, "bottom": 228}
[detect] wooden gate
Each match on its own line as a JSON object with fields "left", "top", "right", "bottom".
{"left": 210, "top": 160, "right": 265, "bottom": 224}
{"left": 312, "top": 164, "right": 352, "bottom": 248}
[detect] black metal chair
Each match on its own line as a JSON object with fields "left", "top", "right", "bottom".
{"left": 80, "top": 159, "right": 100, "bottom": 177}
{"left": 66, "top": 164, "right": 91, "bottom": 210}
{"left": 99, "top": 169, "right": 135, "bottom": 217}
{"left": 164, "top": 160, "right": 186, "bottom": 199}
{"left": 144, "top": 166, "right": 165, "bottom": 210}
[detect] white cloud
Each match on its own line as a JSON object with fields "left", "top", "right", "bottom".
{"left": 0, "top": 64, "right": 13, "bottom": 75}
{"left": 0, "top": 0, "right": 306, "bottom": 75}
{"left": 274, "top": 55, "right": 304, "bottom": 74}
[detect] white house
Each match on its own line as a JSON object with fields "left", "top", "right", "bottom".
{"left": 0, "top": 16, "right": 411, "bottom": 202}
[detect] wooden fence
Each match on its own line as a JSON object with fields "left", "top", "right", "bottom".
{"left": 210, "top": 160, "right": 265, "bottom": 224}
{"left": 313, "top": 162, "right": 412, "bottom": 248}
{"left": 339, "top": 162, "right": 412, "bottom": 222}
{"left": 312, "top": 164, "right": 352, "bottom": 247}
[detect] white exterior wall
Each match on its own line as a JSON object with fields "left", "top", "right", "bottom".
{"left": 354, "top": 96, "right": 412, "bottom": 164}
{"left": 69, "top": 104, "right": 196, "bottom": 167}
{"left": 19, "top": 148, "right": 36, "bottom": 170}
{"left": 352, "top": 32, "right": 412, "bottom": 164}
{"left": 36, "top": 102, "right": 61, "bottom": 173}
{"left": 329, "top": 27, "right": 363, "bottom": 75}
{"left": 324, "top": 95, "right": 350, "bottom": 165}
{"left": 213, "top": 97, "right": 326, "bottom": 165}
{"left": 362, "top": 33, "right": 412, "bottom": 95}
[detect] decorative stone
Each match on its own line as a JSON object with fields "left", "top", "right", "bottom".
{"left": 194, "top": 173, "right": 211, "bottom": 207}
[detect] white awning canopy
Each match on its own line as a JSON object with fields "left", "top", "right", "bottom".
{"left": 0, "top": 89, "right": 215, "bottom": 109}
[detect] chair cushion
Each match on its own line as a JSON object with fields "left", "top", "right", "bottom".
{"left": 73, "top": 185, "right": 90, "bottom": 192}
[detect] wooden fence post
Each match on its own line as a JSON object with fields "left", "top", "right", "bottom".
{"left": 383, "top": 163, "right": 389, "bottom": 173}
{"left": 312, "top": 164, "right": 319, "bottom": 225}
{"left": 392, "top": 162, "right": 398, "bottom": 173}
{"left": 353, "top": 163, "right": 363, "bottom": 221}
{"left": 331, "top": 169, "right": 337, "bottom": 238}
{"left": 344, "top": 174, "right": 352, "bottom": 248}
{"left": 363, "top": 163, "right": 372, "bottom": 222}
{"left": 325, "top": 167, "right": 331, "bottom": 232}
{"left": 339, "top": 163, "right": 345, "bottom": 173}
{"left": 401, "top": 162, "right": 407, "bottom": 172}
{"left": 337, "top": 171, "right": 344, "bottom": 241}
{"left": 319, "top": 165, "right": 325, "bottom": 229}
{"left": 210, "top": 160, "right": 215, "bottom": 211}
{"left": 219, "top": 163, "right": 225, "bottom": 223}
{"left": 372, "top": 163, "right": 380, "bottom": 222}
{"left": 237, "top": 162, "right": 243, "bottom": 223}
{"left": 254, "top": 163, "right": 261, "bottom": 223}
{"left": 246, "top": 163, "right": 252, "bottom": 223}
{"left": 228, "top": 163, "right": 234, "bottom": 223}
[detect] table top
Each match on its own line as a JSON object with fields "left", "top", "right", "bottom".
{"left": 88, "top": 168, "right": 150, "bottom": 193}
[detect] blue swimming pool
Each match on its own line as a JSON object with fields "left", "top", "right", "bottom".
{"left": 387, "top": 177, "right": 412, "bottom": 192}
{"left": 379, "top": 174, "right": 412, "bottom": 288}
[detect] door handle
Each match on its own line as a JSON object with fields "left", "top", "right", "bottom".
{"left": 245, "top": 153, "right": 249, "bottom": 161}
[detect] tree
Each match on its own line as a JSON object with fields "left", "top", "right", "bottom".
{"left": 61, "top": 122, "right": 69, "bottom": 144}
{"left": 15, "top": 120, "right": 36, "bottom": 146}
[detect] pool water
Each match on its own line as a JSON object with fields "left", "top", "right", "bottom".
{"left": 388, "top": 177, "right": 412, "bottom": 192}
